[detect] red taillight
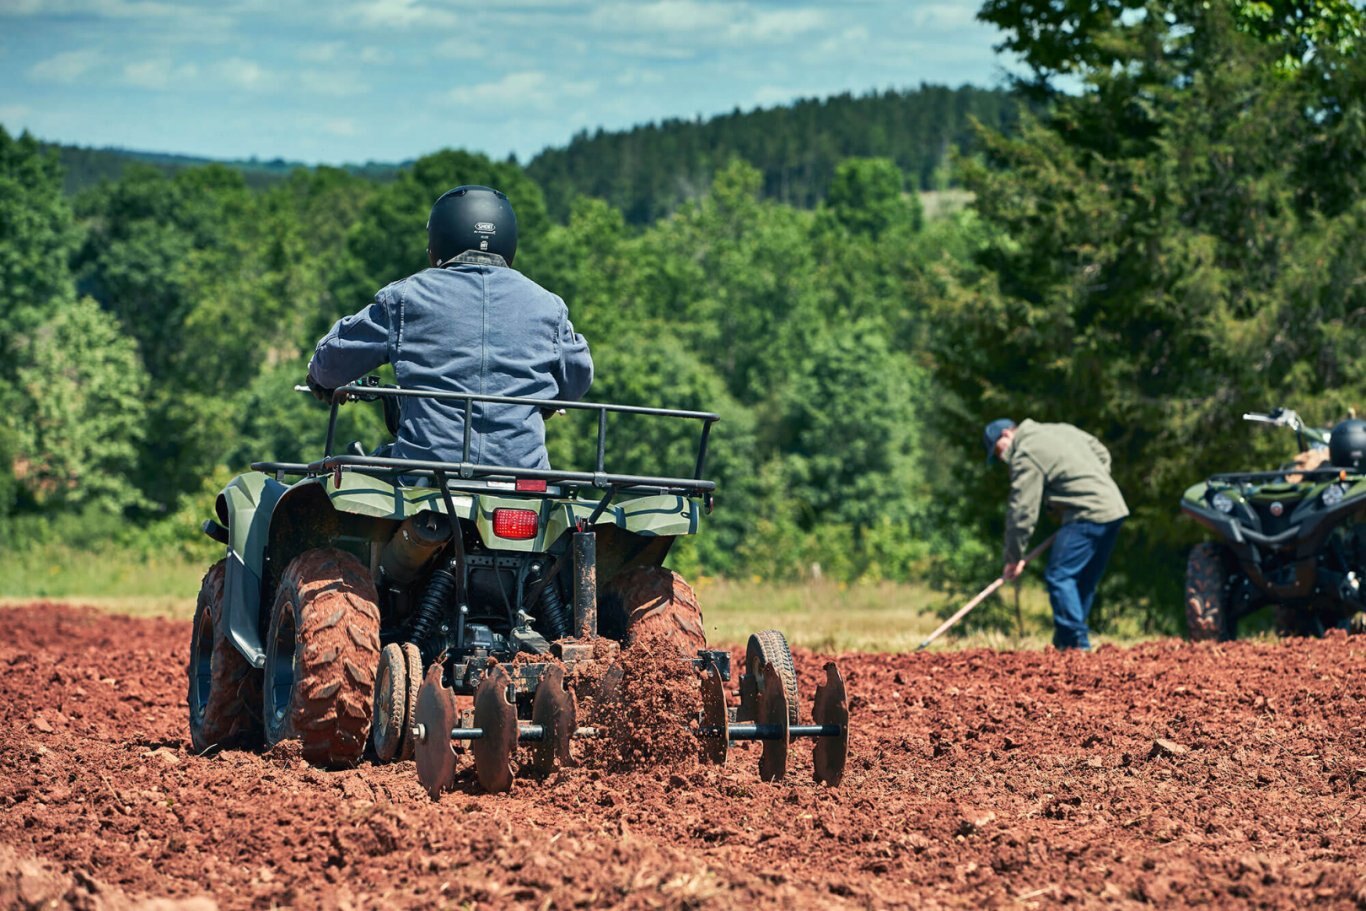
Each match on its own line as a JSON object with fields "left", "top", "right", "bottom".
{"left": 515, "top": 479, "right": 548, "bottom": 493}
{"left": 492, "top": 508, "right": 539, "bottom": 539}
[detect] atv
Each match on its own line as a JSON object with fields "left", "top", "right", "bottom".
{"left": 1180, "top": 408, "right": 1366, "bottom": 640}
{"left": 187, "top": 379, "right": 847, "bottom": 793}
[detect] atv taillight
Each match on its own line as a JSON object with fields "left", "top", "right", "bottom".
{"left": 492, "top": 508, "right": 539, "bottom": 539}
{"left": 515, "top": 479, "right": 548, "bottom": 492}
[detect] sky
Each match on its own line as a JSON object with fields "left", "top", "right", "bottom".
{"left": 0, "top": 0, "right": 1015, "bottom": 165}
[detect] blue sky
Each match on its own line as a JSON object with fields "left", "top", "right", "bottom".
{"left": 0, "top": 0, "right": 1014, "bottom": 165}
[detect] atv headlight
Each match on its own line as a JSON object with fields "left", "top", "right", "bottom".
{"left": 1211, "top": 492, "right": 1235, "bottom": 514}
{"left": 1322, "top": 483, "right": 1348, "bottom": 508}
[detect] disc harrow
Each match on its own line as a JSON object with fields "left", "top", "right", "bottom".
{"left": 410, "top": 630, "right": 848, "bottom": 796}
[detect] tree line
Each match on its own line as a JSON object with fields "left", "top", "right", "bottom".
{"left": 2, "top": 1, "right": 1361, "bottom": 633}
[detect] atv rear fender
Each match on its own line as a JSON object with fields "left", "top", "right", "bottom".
{"left": 220, "top": 470, "right": 699, "bottom": 667}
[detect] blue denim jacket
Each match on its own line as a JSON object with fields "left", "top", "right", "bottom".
{"left": 308, "top": 252, "right": 593, "bottom": 470}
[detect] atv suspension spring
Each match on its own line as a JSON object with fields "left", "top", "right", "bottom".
{"left": 410, "top": 567, "right": 456, "bottom": 644}
{"left": 537, "top": 579, "right": 572, "bottom": 641}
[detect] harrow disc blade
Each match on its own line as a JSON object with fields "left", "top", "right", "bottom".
{"left": 758, "top": 660, "right": 790, "bottom": 782}
{"left": 399, "top": 643, "right": 423, "bottom": 761}
{"left": 413, "top": 664, "right": 457, "bottom": 800}
{"left": 528, "top": 664, "right": 576, "bottom": 776}
{"left": 472, "top": 664, "right": 518, "bottom": 793}
{"left": 698, "top": 664, "right": 729, "bottom": 766}
{"left": 812, "top": 662, "right": 849, "bottom": 786}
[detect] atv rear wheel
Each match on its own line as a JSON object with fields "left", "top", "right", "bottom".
{"left": 187, "top": 559, "right": 263, "bottom": 751}
{"left": 263, "top": 548, "right": 381, "bottom": 767}
{"left": 610, "top": 565, "right": 706, "bottom": 655}
{"left": 1185, "top": 543, "right": 1233, "bottom": 641}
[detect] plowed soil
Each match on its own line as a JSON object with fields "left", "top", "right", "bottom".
{"left": 3, "top": 603, "right": 1366, "bottom": 910}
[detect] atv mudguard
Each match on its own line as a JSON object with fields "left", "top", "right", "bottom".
{"left": 218, "top": 470, "right": 700, "bottom": 668}
{"left": 215, "top": 471, "right": 290, "bottom": 670}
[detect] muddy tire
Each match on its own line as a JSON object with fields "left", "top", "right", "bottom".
{"left": 1185, "top": 543, "right": 1232, "bottom": 642}
{"left": 610, "top": 565, "right": 706, "bottom": 655}
{"left": 263, "top": 548, "right": 381, "bottom": 768}
{"left": 739, "top": 629, "right": 800, "bottom": 725}
{"left": 187, "top": 559, "right": 263, "bottom": 751}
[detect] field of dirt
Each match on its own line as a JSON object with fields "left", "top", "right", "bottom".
{"left": 3, "top": 603, "right": 1366, "bottom": 910}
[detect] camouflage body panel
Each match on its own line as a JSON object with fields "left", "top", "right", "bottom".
{"left": 318, "top": 470, "right": 699, "bottom": 548}
{"left": 215, "top": 469, "right": 699, "bottom": 667}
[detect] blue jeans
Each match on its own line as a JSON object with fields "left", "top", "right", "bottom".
{"left": 1043, "top": 519, "right": 1124, "bottom": 650}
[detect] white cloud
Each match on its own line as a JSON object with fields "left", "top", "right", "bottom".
{"left": 435, "top": 36, "right": 486, "bottom": 60}
{"left": 456, "top": 70, "right": 596, "bottom": 110}
{"left": 122, "top": 58, "right": 197, "bottom": 89}
{"left": 726, "top": 8, "right": 827, "bottom": 42}
{"left": 343, "top": 0, "right": 457, "bottom": 30}
{"left": 299, "top": 41, "right": 344, "bottom": 63}
{"left": 589, "top": 1, "right": 826, "bottom": 43}
{"left": 27, "top": 49, "right": 101, "bottom": 84}
{"left": 0, "top": 103, "right": 32, "bottom": 125}
{"left": 908, "top": 2, "right": 979, "bottom": 30}
{"left": 300, "top": 69, "right": 366, "bottom": 97}
{"left": 323, "top": 117, "right": 358, "bottom": 137}
{"left": 0, "top": 0, "right": 235, "bottom": 31}
{"left": 359, "top": 46, "right": 390, "bottom": 65}
{"left": 215, "top": 56, "right": 270, "bottom": 91}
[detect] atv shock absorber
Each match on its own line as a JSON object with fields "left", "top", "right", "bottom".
{"left": 536, "top": 574, "right": 572, "bottom": 640}
{"left": 410, "top": 564, "right": 456, "bottom": 645}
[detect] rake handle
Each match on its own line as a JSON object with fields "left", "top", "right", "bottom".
{"left": 915, "top": 532, "right": 1057, "bottom": 651}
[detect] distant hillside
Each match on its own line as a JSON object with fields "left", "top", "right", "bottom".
{"left": 47, "top": 143, "right": 402, "bottom": 196}
{"left": 524, "top": 83, "right": 1020, "bottom": 224}
{"left": 37, "top": 82, "right": 1018, "bottom": 218}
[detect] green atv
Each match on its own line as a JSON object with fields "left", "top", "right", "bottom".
{"left": 1180, "top": 408, "right": 1366, "bottom": 640}
{"left": 187, "top": 380, "right": 848, "bottom": 792}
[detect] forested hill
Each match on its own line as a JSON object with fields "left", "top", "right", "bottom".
{"left": 46, "top": 144, "right": 402, "bottom": 196}
{"left": 42, "top": 83, "right": 1015, "bottom": 214}
{"left": 525, "top": 83, "right": 1019, "bottom": 223}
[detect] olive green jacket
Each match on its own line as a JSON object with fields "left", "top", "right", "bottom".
{"left": 1003, "top": 420, "right": 1129, "bottom": 563}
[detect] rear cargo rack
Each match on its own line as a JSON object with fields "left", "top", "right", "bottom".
{"left": 251, "top": 383, "right": 720, "bottom": 497}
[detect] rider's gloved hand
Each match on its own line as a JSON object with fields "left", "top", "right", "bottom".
{"left": 306, "top": 373, "right": 334, "bottom": 403}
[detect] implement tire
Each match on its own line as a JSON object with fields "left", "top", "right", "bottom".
{"left": 1185, "top": 543, "right": 1232, "bottom": 642}
{"left": 187, "top": 559, "right": 263, "bottom": 751}
{"left": 610, "top": 565, "right": 706, "bottom": 655}
{"left": 263, "top": 548, "right": 381, "bottom": 768}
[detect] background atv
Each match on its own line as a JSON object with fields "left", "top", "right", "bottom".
{"left": 187, "top": 379, "right": 847, "bottom": 791}
{"left": 1180, "top": 408, "right": 1366, "bottom": 640}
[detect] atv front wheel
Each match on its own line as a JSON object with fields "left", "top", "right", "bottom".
{"left": 1185, "top": 543, "right": 1232, "bottom": 641}
{"left": 187, "top": 559, "right": 263, "bottom": 751}
{"left": 610, "top": 565, "right": 706, "bottom": 655}
{"left": 263, "top": 548, "right": 381, "bottom": 767}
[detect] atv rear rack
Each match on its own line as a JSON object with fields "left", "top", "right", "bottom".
{"left": 255, "top": 382, "right": 720, "bottom": 498}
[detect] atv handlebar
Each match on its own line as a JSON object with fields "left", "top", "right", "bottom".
{"left": 1243, "top": 407, "right": 1330, "bottom": 450}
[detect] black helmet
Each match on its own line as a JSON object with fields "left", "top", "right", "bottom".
{"left": 427, "top": 185, "right": 518, "bottom": 266}
{"left": 1329, "top": 418, "right": 1366, "bottom": 470}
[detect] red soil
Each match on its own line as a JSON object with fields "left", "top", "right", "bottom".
{"left": 2, "top": 603, "right": 1366, "bottom": 909}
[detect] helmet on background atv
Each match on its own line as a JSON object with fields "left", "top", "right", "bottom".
{"left": 1329, "top": 418, "right": 1366, "bottom": 470}
{"left": 427, "top": 185, "right": 518, "bottom": 266}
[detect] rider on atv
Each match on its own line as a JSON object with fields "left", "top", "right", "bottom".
{"left": 306, "top": 185, "right": 594, "bottom": 470}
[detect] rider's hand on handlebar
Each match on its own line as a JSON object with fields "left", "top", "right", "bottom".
{"left": 306, "top": 374, "right": 334, "bottom": 403}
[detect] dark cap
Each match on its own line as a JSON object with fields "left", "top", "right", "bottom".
{"left": 983, "top": 418, "right": 1016, "bottom": 463}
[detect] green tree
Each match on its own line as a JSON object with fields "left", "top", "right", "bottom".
{"left": 926, "top": 0, "right": 1366, "bottom": 622}
{"left": 0, "top": 128, "right": 77, "bottom": 344}
{"left": 12, "top": 296, "right": 148, "bottom": 512}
